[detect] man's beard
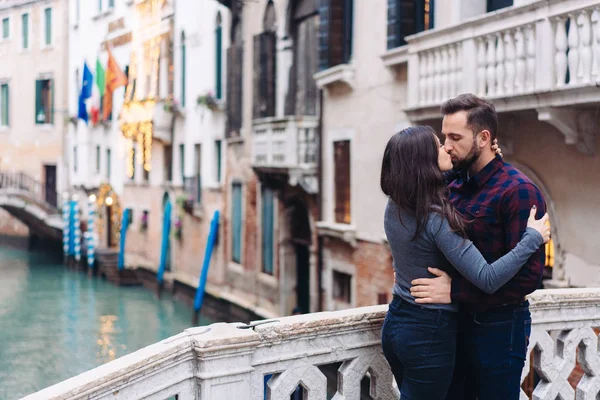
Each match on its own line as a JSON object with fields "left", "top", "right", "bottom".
{"left": 452, "top": 139, "right": 481, "bottom": 171}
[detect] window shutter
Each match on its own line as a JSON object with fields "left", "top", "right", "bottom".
{"left": 35, "top": 79, "right": 42, "bottom": 124}
{"left": 181, "top": 35, "right": 186, "bottom": 107}
{"left": 261, "top": 186, "right": 274, "bottom": 274}
{"left": 253, "top": 34, "right": 261, "bottom": 119}
{"left": 265, "top": 31, "right": 277, "bottom": 117}
{"left": 399, "top": 0, "right": 416, "bottom": 46}
{"left": 234, "top": 45, "right": 243, "bottom": 133}
{"left": 215, "top": 140, "right": 222, "bottom": 182}
{"left": 387, "top": 0, "right": 399, "bottom": 49}
{"left": 226, "top": 47, "right": 233, "bottom": 135}
{"left": 428, "top": 0, "right": 435, "bottom": 30}
{"left": 342, "top": 0, "right": 353, "bottom": 63}
{"left": 22, "top": 13, "right": 28, "bottom": 49}
{"left": 1, "top": 84, "right": 8, "bottom": 126}
{"left": 45, "top": 8, "right": 51, "bottom": 45}
{"left": 49, "top": 79, "right": 54, "bottom": 124}
{"left": 215, "top": 26, "right": 223, "bottom": 99}
{"left": 232, "top": 183, "right": 242, "bottom": 263}
{"left": 329, "top": 0, "right": 344, "bottom": 67}
{"left": 333, "top": 140, "right": 351, "bottom": 224}
{"left": 317, "top": 0, "right": 330, "bottom": 71}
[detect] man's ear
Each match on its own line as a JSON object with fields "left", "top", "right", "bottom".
{"left": 478, "top": 130, "right": 492, "bottom": 148}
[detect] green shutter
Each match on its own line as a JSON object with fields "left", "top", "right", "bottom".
{"left": 1, "top": 84, "right": 8, "bottom": 126}
{"left": 98, "top": 0, "right": 102, "bottom": 12}
{"left": 215, "top": 26, "right": 222, "bottom": 99}
{"left": 35, "top": 80, "right": 43, "bottom": 124}
{"left": 45, "top": 8, "right": 52, "bottom": 45}
{"left": 261, "top": 186, "right": 274, "bottom": 274}
{"left": 109, "top": 0, "right": 114, "bottom": 7}
{"left": 232, "top": 183, "right": 242, "bottom": 263}
{"left": 179, "top": 144, "right": 185, "bottom": 179}
{"left": 50, "top": 79, "right": 54, "bottom": 124}
{"left": 2, "top": 18, "right": 9, "bottom": 39}
{"left": 22, "top": 13, "right": 28, "bottom": 49}
{"left": 106, "top": 149, "right": 111, "bottom": 179}
{"left": 215, "top": 140, "right": 222, "bottom": 183}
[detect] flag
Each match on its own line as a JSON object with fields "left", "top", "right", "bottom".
{"left": 77, "top": 62, "right": 93, "bottom": 124}
{"left": 91, "top": 58, "right": 105, "bottom": 124}
{"left": 103, "top": 47, "right": 128, "bottom": 121}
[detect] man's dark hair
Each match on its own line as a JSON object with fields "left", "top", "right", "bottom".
{"left": 440, "top": 93, "right": 498, "bottom": 141}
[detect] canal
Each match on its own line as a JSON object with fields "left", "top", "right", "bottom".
{"left": 0, "top": 246, "right": 212, "bottom": 399}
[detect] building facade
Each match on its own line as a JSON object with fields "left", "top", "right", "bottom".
{"left": 0, "top": 0, "right": 68, "bottom": 237}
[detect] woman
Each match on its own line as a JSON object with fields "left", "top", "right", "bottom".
{"left": 380, "top": 126, "right": 549, "bottom": 400}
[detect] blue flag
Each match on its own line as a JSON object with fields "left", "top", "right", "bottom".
{"left": 77, "top": 62, "right": 93, "bottom": 124}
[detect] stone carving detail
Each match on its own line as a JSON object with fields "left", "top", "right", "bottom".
{"left": 332, "top": 353, "right": 398, "bottom": 400}
{"left": 266, "top": 364, "right": 327, "bottom": 400}
{"left": 521, "top": 327, "right": 600, "bottom": 400}
{"left": 537, "top": 108, "right": 597, "bottom": 156}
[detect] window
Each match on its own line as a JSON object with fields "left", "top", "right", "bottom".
{"left": 21, "top": 13, "right": 28, "bottom": 49}
{"left": 44, "top": 8, "right": 52, "bottom": 46}
{"left": 98, "top": 0, "right": 102, "bottom": 13}
{"left": 215, "top": 12, "right": 223, "bottom": 99}
{"left": 76, "top": 0, "right": 80, "bottom": 23}
{"left": 164, "top": 145, "right": 173, "bottom": 182}
{"left": 2, "top": 18, "right": 9, "bottom": 39}
{"left": 106, "top": 148, "right": 111, "bottom": 179}
{"left": 318, "top": 0, "right": 353, "bottom": 71}
{"left": 180, "top": 31, "right": 186, "bottom": 107}
{"left": 231, "top": 183, "right": 243, "bottom": 263}
{"left": 333, "top": 140, "right": 351, "bottom": 224}
{"left": 73, "top": 146, "right": 78, "bottom": 173}
{"left": 0, "top": 83, "right": 8, "bottom": 127}
{"left": 487, "top": 0, "right": 512, "bottom": 12}
{"left": 109, "top": 0, "right": 115, "bottom": 8}
{"left": 96, "top": 146, "right": 101, "bottom": 173}
{"left": 215, "top": 140, "right": 222, "bottom": 183}
{"left": 35, "top": 79, "right": 53, "bottom": 124}
{"left": 226, "top": 19, "right": 243, "bottom": 137}
{"left": 253, "top": 2, "right": 277, "bottom": 119}
{"left": 261, "top": 186, "right": 275, "bottom": 275}
{"left": 387, "top": 0, "right": 434, "bottom": 49}
{"left": 333, "top": 271, "right": 352, "bottom": 303}
{"left": 179, "top": 144, "right": 185, "bottom": 181}
{"left": 143, "top": 167, "right": 149, "bottom": 182}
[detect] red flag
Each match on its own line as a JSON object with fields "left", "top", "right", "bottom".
{"left": 103, "top": 47, "right": 128, "bottom": 121}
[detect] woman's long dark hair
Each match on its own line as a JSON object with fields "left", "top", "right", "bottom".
{"left": 380, "top": 126, "right": 466, "bottom": 240}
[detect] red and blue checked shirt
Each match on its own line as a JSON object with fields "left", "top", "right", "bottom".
{"left": 447, "top": 156, "right": 547, "bottom": 312}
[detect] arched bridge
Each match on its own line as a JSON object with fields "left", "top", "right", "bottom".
{"left": 0, "top": 172, "right": 62, "bottom": 242}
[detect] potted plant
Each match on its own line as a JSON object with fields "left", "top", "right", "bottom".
{"left": 163, "top": 97, "right": 182, "bottom": 115}
{"left": 196, "top": 91, "right": 219, "bottom": 111}
{"left": 173, "top": 215, "right": 182, "bottom": 240}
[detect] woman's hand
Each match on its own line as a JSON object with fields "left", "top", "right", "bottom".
{"left": 492, "top": 138, "right": 503, "bottom": 158}
{"left": 527, "top": 206, "right": 551, "bottom": 243}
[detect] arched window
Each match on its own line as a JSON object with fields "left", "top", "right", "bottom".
{"left": 180, "top": 31, "right": 186, "bottom": 107}
{"left": 215, "top": 12, "right": 223, "bottom": 100}
{"left": 253, "top": 1, "right": 277, "bottom": 118}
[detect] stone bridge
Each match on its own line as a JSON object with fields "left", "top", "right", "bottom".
{"left": 0, "top": 172, "right": 62, "bottom": 242}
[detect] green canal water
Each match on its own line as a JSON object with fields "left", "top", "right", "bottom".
{"left": 0, "top": 246, "right": 211, "bottom": 399}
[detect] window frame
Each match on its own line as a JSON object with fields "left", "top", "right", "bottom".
{"left": 386, "top": 0, "right": 435, "bottom": 50}
{"left": 21, "top": 12, "right": 30, "bottom": 51}
{"left": 260, "top": 185, "right": 276, "bottom": 275}
{"left": 35, "top": 78, "right": 54, "bottom": 125}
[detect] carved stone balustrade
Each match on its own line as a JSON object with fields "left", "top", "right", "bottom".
{"left": 22, "top": 288, "right": 600, "bottom": 400}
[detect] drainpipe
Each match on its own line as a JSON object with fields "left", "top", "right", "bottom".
{"left": 316, "top": 88, "right": 324, "bottom": 312}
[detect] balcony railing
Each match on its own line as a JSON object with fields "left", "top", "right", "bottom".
{"left": 22, "top": 288, "right": 600, "bottom": 400}
{"left": 252, "top": 116, "right": 319, "bottom": 170}
{"left": 404, "top": 0, "right": 600, "bottom": 119}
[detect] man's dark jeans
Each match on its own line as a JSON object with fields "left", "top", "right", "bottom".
{"left": 445, "top": 301, "right": 532, "bottom": 400}
{"left": 381, "top": 296, "right": 458, "bottom": 400}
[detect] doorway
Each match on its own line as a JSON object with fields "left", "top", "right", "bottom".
{"left": 295, "top": 243, "right": 310, "bottom": 314}
{"left": 106, "top": 205, "right": 113, "bottom": 247}
{"left": 43, "top": 164, "right": 57, "bottom": 207}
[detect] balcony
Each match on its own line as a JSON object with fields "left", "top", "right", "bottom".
{"left": 314, "top": 64, "right": 356, "bottom": 89}
{"left": 404, "top": 0, "right": 600, "bottom": 155}
{"left": 252, "top": 116, "right": 319, "bottom": 193}
{"left": 119, "top": 99, "right": 174, "bottom": 145}
{"left": 23, "top": 288, "right": 600, "bottom": 399}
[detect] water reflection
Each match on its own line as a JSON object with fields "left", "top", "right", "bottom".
{"left": 0, "top": 247, "right": 211, "bottom": 399}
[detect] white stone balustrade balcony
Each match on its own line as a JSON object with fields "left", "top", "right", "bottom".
{"left": 405, "top": 0, "right": 600, "bottom": 123}
{"left": 252, "top": 116, "right": 319, "bottom": 193}
{"left": 22, "top": 288, "right": 600, "bottom": 400}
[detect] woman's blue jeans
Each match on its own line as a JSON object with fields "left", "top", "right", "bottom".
{"left": 381, "top": 296, "right": 458, "bottom": 400}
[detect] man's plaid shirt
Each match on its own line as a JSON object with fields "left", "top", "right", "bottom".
{"left": 447, "top": 156, "right": 547, "bottom": 312}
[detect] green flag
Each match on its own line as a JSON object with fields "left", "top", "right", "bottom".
{"left": 96, "top": 58, "right": 105, "bottom": 97}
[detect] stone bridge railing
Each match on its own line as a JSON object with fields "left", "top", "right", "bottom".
{"left": 0, "top": 171, "right": 58, "bottom": 211}
{"left": 22, "top": 288, "right": 600, "bottom": 400}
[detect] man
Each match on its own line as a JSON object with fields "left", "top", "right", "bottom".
{"left": 410, "top": 93, "right": 547, "bottom": 400}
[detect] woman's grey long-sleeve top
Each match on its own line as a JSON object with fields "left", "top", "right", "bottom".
{"left": 385, "top": 199, "right": 544, "bottom": 312}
